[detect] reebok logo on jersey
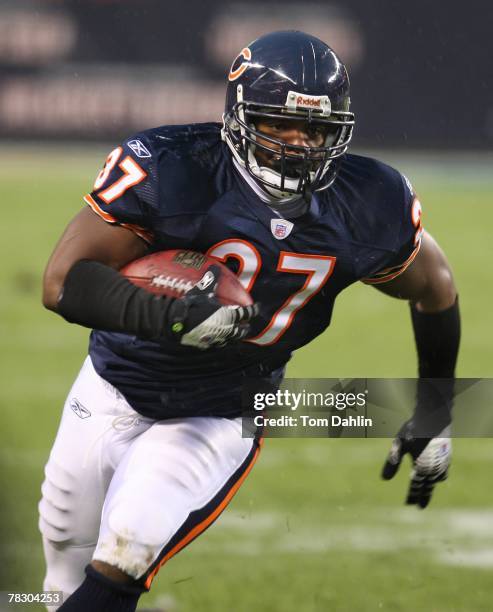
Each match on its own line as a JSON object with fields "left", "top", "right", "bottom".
{"left": 127, "top": 139, "right": 151, "bottom": 158}
{"left": 70, "top": 398, "right": 91, "bottom": 419}
{"left": 271, "top": 218, "right": 294, "bottom": 240}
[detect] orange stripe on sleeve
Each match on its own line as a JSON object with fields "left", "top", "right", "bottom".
{"left": 83, "top": 194, "right": 154, "bottom": 243}
{"left": 84, "top": 193, "right": 118, "bottom": 223}
{"left": 120, "top": 223, "right": 154, "bottom": 244}
{"left": 362, "top": 240, "right": 421, "bottom": 285}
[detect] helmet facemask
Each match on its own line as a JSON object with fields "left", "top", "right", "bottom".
{"left": 223, "top": 91, "right": 354, "bottom": 199}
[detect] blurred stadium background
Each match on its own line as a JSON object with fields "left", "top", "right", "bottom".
{"left": 1, "top": 1, "right": 492, "bottom": 610}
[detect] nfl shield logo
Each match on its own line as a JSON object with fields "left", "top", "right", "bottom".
{"left": 271, "top": 218, "right": 294, "bottom": 240}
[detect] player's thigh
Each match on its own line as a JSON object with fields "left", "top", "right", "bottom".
{"left": 94, "top": 416, "right": 261, "bottom": 585}
{"left": 39, "top": 356, "right": 152, "bottom": 546}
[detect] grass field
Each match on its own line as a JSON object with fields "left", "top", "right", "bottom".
{"left": 1, "top": 145, "right": 492, "bottom": 611}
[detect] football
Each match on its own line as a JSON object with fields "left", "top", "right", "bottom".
{"left": 120, "top": 249, "right": 253, "bottom": 306}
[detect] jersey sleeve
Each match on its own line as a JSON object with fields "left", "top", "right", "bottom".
{"left": 362, "top": 173, "right": 423, "bottom": 285}
{"left": 83, "top": 137, "right": 156, "bottom": 243}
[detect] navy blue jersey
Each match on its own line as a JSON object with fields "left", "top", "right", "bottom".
{"left": 84, "top": 123, "right": 422, "bottom": 418}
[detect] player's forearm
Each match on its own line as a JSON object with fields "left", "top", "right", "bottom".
{"left": 411, "top": 295, "right": 460, "bottom": 379}
{"left": 56, "top": 259, "right": 175, "bottom": 339}
{"left": 405, "top": 232, "right": 459, "bottom": 377}
{"left": 410, "top": 296, "right": 460, "bottom": 436}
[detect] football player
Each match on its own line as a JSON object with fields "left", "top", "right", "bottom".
{"left": 41, "top": 31, "right": 459, "bottom": 611}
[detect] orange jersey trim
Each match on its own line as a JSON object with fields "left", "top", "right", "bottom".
{"left": 143, "top": 438, "right": 263, "bottom": 590}
{"left": 362, "top": 240, "right": 421, "bottom": 285}
{"left": 83, "top": 194, "right": 154, "bottom": 243}
{"left": 84, "top": 193, "right": 118, "bottom": 223}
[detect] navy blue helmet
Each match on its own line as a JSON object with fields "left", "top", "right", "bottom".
{"left": 222, "top": 30, "right": 355, "bottom": 199}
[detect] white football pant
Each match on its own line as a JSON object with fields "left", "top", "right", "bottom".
{"left": 39, "top": 357, "right": 261, "bottom": 609}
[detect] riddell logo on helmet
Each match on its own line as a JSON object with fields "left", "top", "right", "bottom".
{"left": 297, "top": 96, "right": 321, "bottom": 108}
{"left": 286, "top": 91, "right": 331, "bottom": 115}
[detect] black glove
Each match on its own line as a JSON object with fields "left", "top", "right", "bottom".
{"left": 382, "top": 419, "right": 451, "bottom": 509}
{"left": 167, "top": 265, "right": 259, "bottom": 349}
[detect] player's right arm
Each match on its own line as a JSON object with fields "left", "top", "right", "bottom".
{"left": 42, "top": 141, "right": 256, "bottom": 348}
{"left": 43, "top": 206, "right": 149, "bottom": 311}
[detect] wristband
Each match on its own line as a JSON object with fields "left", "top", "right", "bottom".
{"left": 57, "top": 259, "right": 174, "bottom": 341}
{"left": 410, "top": 297, "right": 460, "bottom": 435}
{"left": 410, "top": 296, "right": 460, "bottom": 378}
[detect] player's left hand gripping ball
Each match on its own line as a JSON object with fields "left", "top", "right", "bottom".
{"left": 168, "top": 265, "right": 259, "bottom": 350}
{"left": 381, "top": 419, "right": 451, "bottom": 509}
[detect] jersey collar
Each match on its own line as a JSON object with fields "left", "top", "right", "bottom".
{"left": 232, "top": 158, "right": 309, "bottom": 219}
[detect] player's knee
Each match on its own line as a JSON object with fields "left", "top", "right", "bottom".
{"left": 95, "top": 498, "right": 174, "bottom": 579}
